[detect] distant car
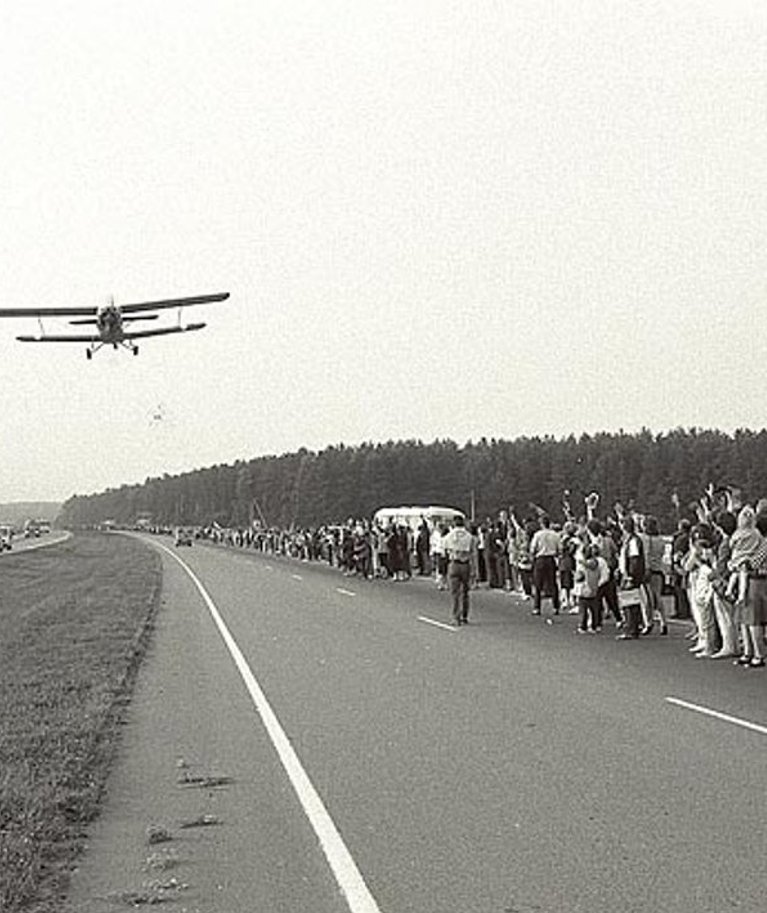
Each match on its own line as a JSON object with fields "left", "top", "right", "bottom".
{"left": 174, "top": 527, "right": 193, "bottom": 547}
{"left": 0, "top": 525, "right": 13, "bottom": 551}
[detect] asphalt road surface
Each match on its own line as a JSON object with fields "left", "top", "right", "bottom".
{"left": 67, "top": 535, "right": 767, "bottom": 913}
{"left": 0, "top": 529, "right": 70, "bottom": 555}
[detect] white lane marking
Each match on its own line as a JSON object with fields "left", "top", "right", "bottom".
{"left": 336, "top": 588, "right": 356, "bottom": 597}
{"left": 666, "top": 696, "right": 767, "bottom": 737}
{"left": 291, "top": 573, "right": 303, "bottom": 581}
{"left": 264, "top": 565, "right": 273, "bottom": 571}
{"left": 156, "top": 543, "right": 383, "bottom": 913}
{"left": 417, "top": 615, "right": 457, "bottom": 632}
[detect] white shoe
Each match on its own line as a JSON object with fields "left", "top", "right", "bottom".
{"left": 695, "top": 651, "right": 714, "bottom": 658}
{"left": 709, "top": 650, "right": 735, "bottom": 660}
{"left": 689, "top": 644, "right": 706, "bottom": 653}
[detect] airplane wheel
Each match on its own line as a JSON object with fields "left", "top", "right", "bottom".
{"left": 133, "top": 346, "right": 139, "bottom": 356}
{"left": 86, "top": 350, "right": 92, "bottom": 360}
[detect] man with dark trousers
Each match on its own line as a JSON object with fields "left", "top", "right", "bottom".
{"left": 530, "top": 514, "right": 561, "bottom": 616}
{"left": 443, "top": 515, "right": 476, "bottom": 626}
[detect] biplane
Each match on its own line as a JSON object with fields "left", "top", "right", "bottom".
{"left": 0, "top": 292, "right": 229, "bottom": 358}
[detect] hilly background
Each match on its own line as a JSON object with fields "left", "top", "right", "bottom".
{"left": 0, "top": 503, "right": 61, "bottom": 525}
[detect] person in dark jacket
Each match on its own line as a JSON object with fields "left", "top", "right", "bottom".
{"left": 416, "top": 519, "right": 431, "bottom": 576}
{"left": 616, "top": 516, "right": 646, "bottom": 640}
{"left": 671, "top": 519, "right": 692, "bottom": 619}
{"left": 588, "top": 518, "right": 622, "bottom": 627}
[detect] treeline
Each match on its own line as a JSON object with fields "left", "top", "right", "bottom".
{"left": 57, "top": 428, "right": 767, "bottom": 533}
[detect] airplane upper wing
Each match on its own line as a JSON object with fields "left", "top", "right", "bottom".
{"left": 0, "top": 306, "right": 97, "bottom": 318}
{"left": 0, "top": 292, "right": 229, "bottom": 319}
{"left": 120, "top": 292, "right": 230, "bottom": 314}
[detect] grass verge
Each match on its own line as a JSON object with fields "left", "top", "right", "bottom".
{"left": 0, "top": 532, "right": 162, "bottom": 913}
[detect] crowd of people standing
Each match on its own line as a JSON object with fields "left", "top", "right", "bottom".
{"left": 198, "top": 494, "right": 767, "bottom": 664}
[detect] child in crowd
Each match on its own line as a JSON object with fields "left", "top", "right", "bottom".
{"left": 574, "top": 542, "right": 610, "bottom": 632}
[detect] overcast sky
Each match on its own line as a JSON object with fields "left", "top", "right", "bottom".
{"left": 1, "top": 0, "right": 766, "bottom": 503}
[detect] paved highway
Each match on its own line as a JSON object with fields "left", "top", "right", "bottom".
{"left": 0, "top": 529, "right": 70, "bottom": 555}
{"left": 68, "top": 535, "right": 767, "bottom": 913}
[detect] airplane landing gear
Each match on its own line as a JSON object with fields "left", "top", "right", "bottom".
{"left": 133, "top": 345, "right": 139, "bottom": 356}
{"left": 86, "top": 349, "right": 92, "bottom": 360}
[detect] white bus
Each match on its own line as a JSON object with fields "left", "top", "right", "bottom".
{"left": 372, "top": 505, "right": 465, "bottom": 533}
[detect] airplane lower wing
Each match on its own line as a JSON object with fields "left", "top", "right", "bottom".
{"left": 121, "top": 323, "right": 206, "bottom": 340}
{"left": 16, "top": 333, "right": 99, "bottom": 343}
{"left": 18, "top": 324, "right": 206, "bottom": 343}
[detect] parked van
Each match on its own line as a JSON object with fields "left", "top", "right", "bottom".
{"left": 372, "top": 505, "right": 465, "bottom": 533}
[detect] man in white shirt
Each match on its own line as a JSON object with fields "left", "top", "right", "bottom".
{"left": 431, "top": 524, "right": 448, "bottom": 590}
{"left": 529, "top": 515, "right": 562, "bottom": 616}
{"left": 443, "top": 515, "right": 476, "bottom": 626}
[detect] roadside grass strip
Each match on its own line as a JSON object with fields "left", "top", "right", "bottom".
{"left": 158, "top": 544, "right": 383, "bottom": 913}
{"left": 0, "top": 533, "right": 162, "bottom": 913}
{"left": 417, "top": 615, "right": 458, "bottom": 632}
{"left": 666, "top": 696, "right": 767, "bottom": 737}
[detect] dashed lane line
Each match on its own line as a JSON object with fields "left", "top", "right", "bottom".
{"left": 336, "top": 588, "right": 356, "bottom": 597}
{"left": 291, "top": 573, "right": 303, "bottom": 580}
{"left": 666, "top": 696, "right": 767, "bottom": 737}
{"left": 417, "top": 615, "right": 458, "bottom": 633}
{"left": 155, "top": 542, "right": 384, "bottom": 913}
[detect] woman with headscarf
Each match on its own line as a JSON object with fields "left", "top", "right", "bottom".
{"left": 729, "top": 506, "right": 767, "bottom": 668}
{"left": 726, "top": 506, "right": 763, "bottom": 604}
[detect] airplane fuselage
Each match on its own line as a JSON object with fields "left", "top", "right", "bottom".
{"left": 96, "top": 305, "right": 124, "bottom": 343}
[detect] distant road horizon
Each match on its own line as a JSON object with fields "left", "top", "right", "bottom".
{"left": 0, "top": 529, "right": 70, "bottom": 556}
{"left": 0, "top": 501, "right": 61, "bottom": 524}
